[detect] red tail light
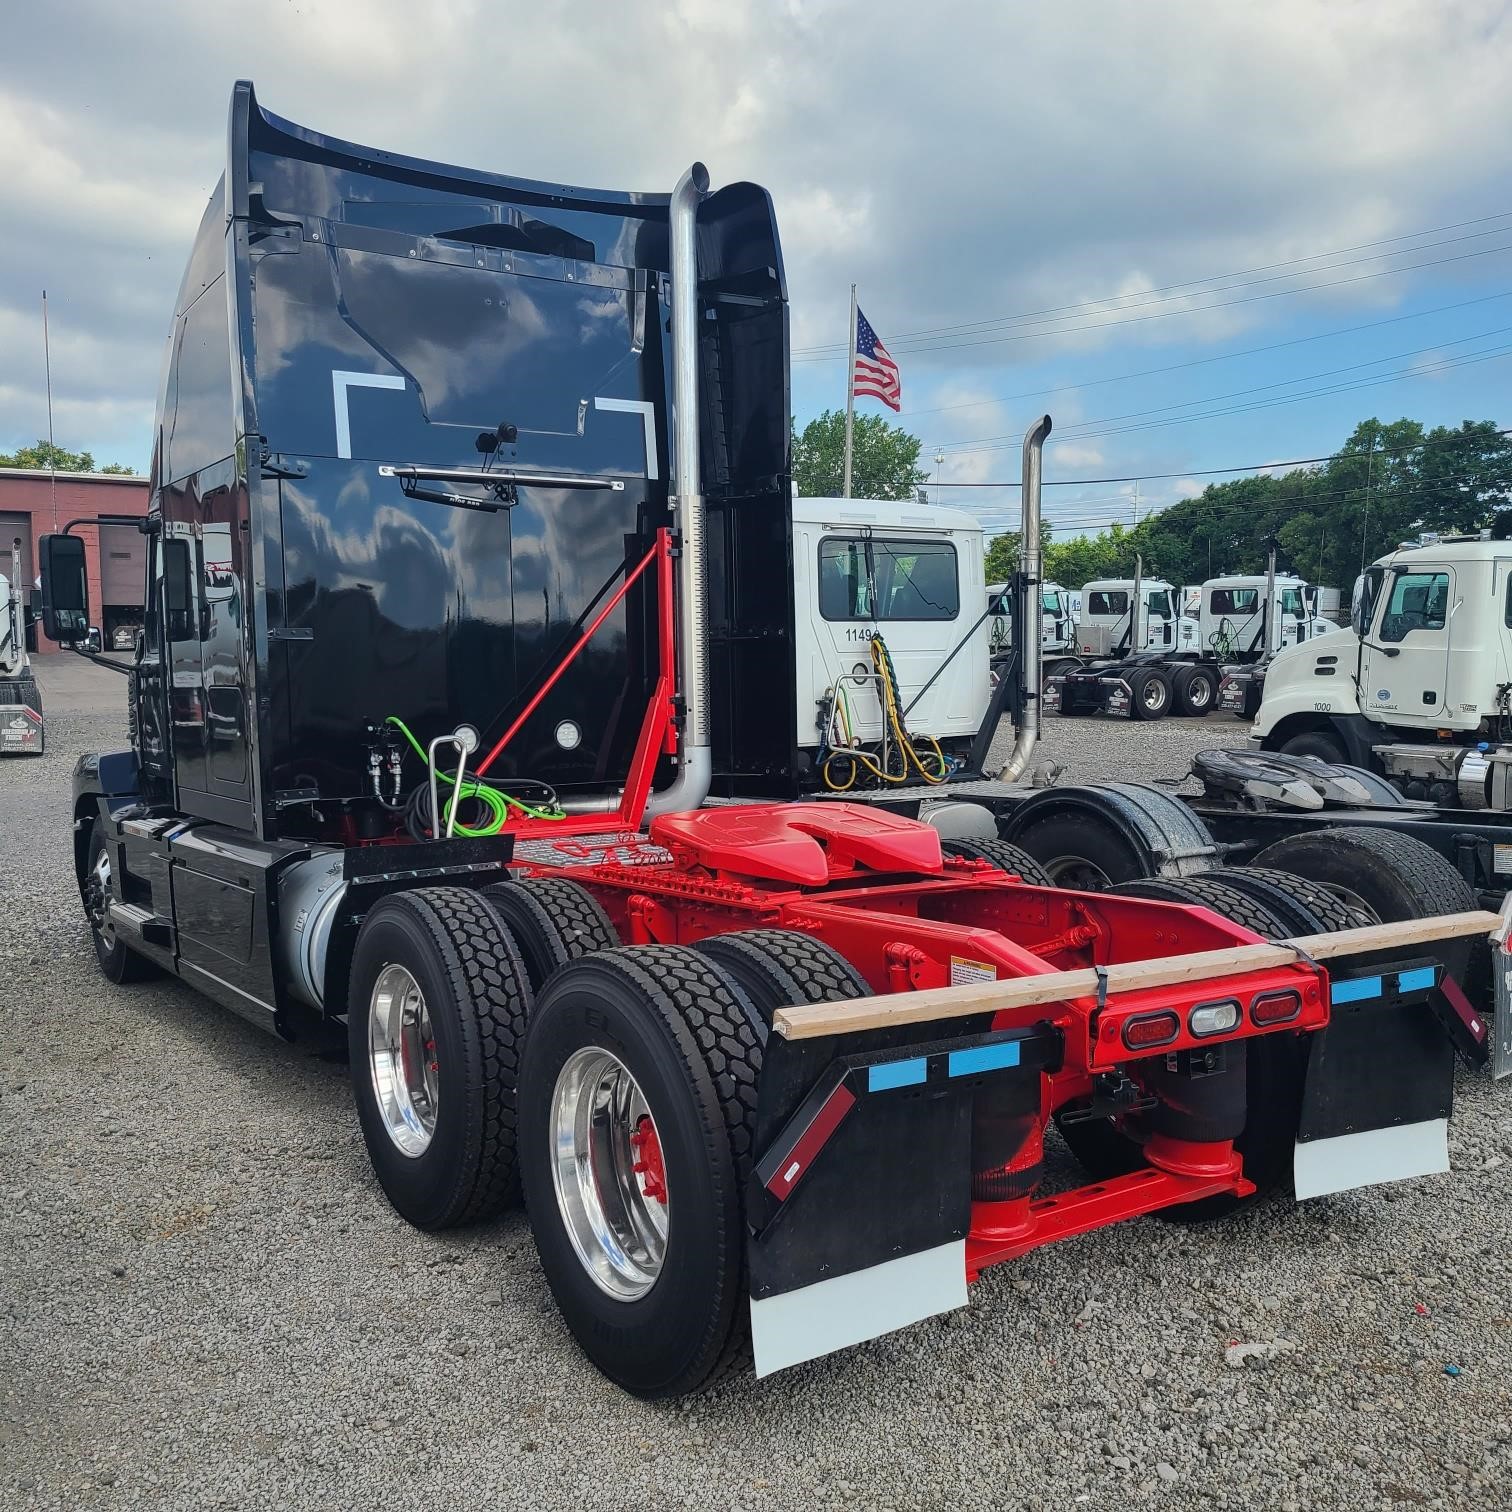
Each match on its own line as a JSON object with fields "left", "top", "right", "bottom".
{"left": 1251, "top": 989, "right": 1302, "bottom": 1027}
{"left": 1122, "top": 1011, "right": 1180, "bottom": 1050}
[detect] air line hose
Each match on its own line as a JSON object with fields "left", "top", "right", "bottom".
{"left": 384, "top": 716, "right": 566, "bottom": 835}
{"left": 821, "top": 635, "right": 949, "bottom": 791}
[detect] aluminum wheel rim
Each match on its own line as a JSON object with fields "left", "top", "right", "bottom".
{"left": 1308, "top": 883, "right": 1380, "bottom": 928}
{"left": 89, "top": 846, "right": 116, "bottom": 949}
{"left": 1142, "top": 680, "right": 1166, "bottom": 711}
{"left": 550, "top": 1047, "right": 670, "bottom": 1300}
{"left": 1042, "top": 854, "right": 1114, "bottom": 890}
{"left": 367, "top": 964, "right": 439, "bottom": 1157}
{"left": 1188, "top": 678, "right": 1212, "bottom": 709}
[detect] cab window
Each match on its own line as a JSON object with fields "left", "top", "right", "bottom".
{"left": 1379, "top": 571, "right": 1448, "bottom": 642}
{"left": 1209, "top": 588, "right": 1258, "bottom": 615}
{"left": 1280, "top": 587, "right": 1304, "bottom": 616}
{"left": 1146, "top": 590, "right": 1171, "bottom": 617}
{"left": 1087, "top": 590, "right": 1127, "bottom": 615}
{"left": 818, "top": 537, "right": 958, "bottom": 621}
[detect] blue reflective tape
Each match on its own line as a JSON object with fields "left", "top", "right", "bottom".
{"left": 948, "top": 1042, "right": 1022, "bottom": 1078}
{"left": 1331, "top": 975, "right": 1382, "bottom": 1005}
{"left": 1397, "top": 966, "right": 1437, "bottom": 995}
{"left": 867, "top": 1058, "right": 928, "bottom": 1092}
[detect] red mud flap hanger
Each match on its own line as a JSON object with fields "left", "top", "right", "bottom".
{"left": 746, "top": 1023, "right": 1058, "bottom": 1378}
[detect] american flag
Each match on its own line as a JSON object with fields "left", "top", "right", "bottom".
{"left": 852, "top": 306, "right": 901, "bottom": 411}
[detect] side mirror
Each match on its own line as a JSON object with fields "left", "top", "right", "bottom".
{"left": 38, "top": 533, "right": 90, "bottom": 643}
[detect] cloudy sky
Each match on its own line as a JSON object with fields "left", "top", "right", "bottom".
{"left": 3, "top": 0, "right": 1510, "bottom": 539}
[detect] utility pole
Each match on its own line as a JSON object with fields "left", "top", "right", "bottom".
{"left": 842, "top": 284, "right": 857, "bottom": 499}
{"left": 42, "top": 290, "right": 57, "bottom": 532}
{"left": 1360, "top": 433, "right": 1376, "bottom": 574}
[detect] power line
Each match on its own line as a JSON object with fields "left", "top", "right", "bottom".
{"left": 933, "top": 327, "right": 1512, "bottom": 453}
{"left": 793, "top": 240, "right": 1512, "bottom": 363}
{"left": 923, "top": 426, "right": 1512, "bottom": 488}
{"left": 895, "top": 291, "right": 1512, "bottom": 421}
{"left": 794, "top": 210, "right": 1512, "bottom": 356}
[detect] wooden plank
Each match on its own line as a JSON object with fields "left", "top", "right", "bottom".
{"left": 772, "top": 908, "right": 1502, "bottom": 1041}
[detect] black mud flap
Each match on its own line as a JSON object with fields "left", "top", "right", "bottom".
{"left": 746, "top": 1018, "right": 1058, "bottom": 1377}
{"left": 1294, "top": 957, "right": 1468, "bottom": 1201}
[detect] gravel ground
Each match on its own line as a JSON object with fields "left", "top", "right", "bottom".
{"left": 4, "top": 665, "right": 1512, "bottom": 1511}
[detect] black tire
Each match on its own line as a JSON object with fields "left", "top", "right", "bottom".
{"left": 83, "top": 821, "right": 158, "bottom": 984}
{"left": 1172, "top": 664, "right": 1217, "bottom": 718}
{"left": 1249, "top": 826, "right": 1478, "bottom": 989}
{"left": 519, "top": 946, "right": 761, "bottom": 1398}
{"left": 1278, "top": 729, "right": 1347, "bottom": 764}
{"left": 348, "top": 887, "right": 531, "bottom": 1230}
{"left": 1010, "top": 811, "right": 1154, "bottom": 890}
{"left": 1127, "top": 667, "right": 1171, "bottom": 721}
{"left": 1108, "top": 874, "right": 1290, "bottom": 941}
{"left": 694, "top": 928, "right": 869, "bottom": 1041}
{"left": 940, "top": 837, "right": 1056, "bottom": 886}
{"left": 480, "top": 877, "right": 619, "bottom": 992}
{"left": 1210, "top": 865, "right": 1365, "bottom": 933}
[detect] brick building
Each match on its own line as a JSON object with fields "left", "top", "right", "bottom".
{"left": 0, "top": 468, "right": 150, "bottom": 651}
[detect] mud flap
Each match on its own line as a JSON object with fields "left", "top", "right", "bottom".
{"left": 0, "top": 702, "right": 42, "bottom": 754}
{"left": 747, "top": 1022, "right": 1057, "bottom": 1376}
{"left": 1294, "top": 959, "right": 1457, "bottom": 1201}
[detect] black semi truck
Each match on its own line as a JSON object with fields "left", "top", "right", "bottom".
{"left": 40, "top": 84, "right": 1506, "bottom": 1398}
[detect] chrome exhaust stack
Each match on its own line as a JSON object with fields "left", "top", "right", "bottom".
{"left": 997, "top": 415, "right": 1052, "bottom": 782}
{"left": 645, "top": 163, "right": 714, "bottom": 817}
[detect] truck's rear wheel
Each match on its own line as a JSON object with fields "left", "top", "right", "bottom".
{"left": 1249, "top": 826, "right": 1478, "bottom": 988}
{"left": 519, "top": 947, "right": 761, "bottom": 1398}
{"left": 694, "top": 928, "right": 869, "bottom": 1040}
{"left": 1172, "top": 664, "right": 1217, "bottom": 717}
{"left": 348, "top": 887, "right": 531, "bottom": 1230}
{"left": 1128, "top": 667, "right": 1171, "bottom": 721}
{"left": 940, "top": 837, "right": 1055, "bottom": 885}
{"left": 481, "top": 877, "right": 619, "bottom": 991}
{"left": 84, "top": 823, "right": 159, "bottom": 984}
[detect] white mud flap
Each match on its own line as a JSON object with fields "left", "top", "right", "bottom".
{"left": 750, "top": 1240, "right": 968, "bottom": 1378}
{"left": 1294, "top": 1118, "right": 1449, "bottom": 1201}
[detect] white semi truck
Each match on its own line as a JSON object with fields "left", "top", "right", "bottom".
{"left": 0, "top": 536, "right": 43, "bottom": 754}
{"left": 1241, "top": 534, "right": 1512, "bottom": 805}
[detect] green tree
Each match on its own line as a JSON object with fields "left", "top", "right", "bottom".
{"left": 792, "top": 410, "right": 927, "bottom": 500}
{"left": 0, "top": 438, "right": 135, "bottom": 474}
{"left": 984, "top": 521, "right": 1053, "bottom": 584}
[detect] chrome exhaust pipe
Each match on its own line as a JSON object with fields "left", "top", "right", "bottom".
{"left": 997, "top": 415, "right": 1052, "bottom": 782}
{"left": 645, "top": 162, "right": 714, "bottom": 817}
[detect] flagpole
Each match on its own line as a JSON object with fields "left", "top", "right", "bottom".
{"left": 842, "top": 283, "right": 857, "bottom": 499}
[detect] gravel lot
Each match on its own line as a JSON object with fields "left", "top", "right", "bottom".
{"left": 4, "top": 661, "right": 1511, "bottom": 1511}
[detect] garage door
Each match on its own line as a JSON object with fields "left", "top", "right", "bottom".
{"left": 100, "top": 523, "right": 146, "bottom": 605}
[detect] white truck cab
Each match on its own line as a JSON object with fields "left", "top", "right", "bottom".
{"left": 1078, "top": 577, "right": 1199, "bottom": 655}
{"left": 1200, "top": 574, "right": 1337, "bottom": 659}
{"left": 792, "top": 498, "right": 989, "bottom": 757}
{"left": 987, "top": 579, "right": 1073, "bottom": 656}
{"left": 1251, "top": 536, "right": 1512, "bottom": 806}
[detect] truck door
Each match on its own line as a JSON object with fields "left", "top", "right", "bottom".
{"left": 1362, "top": 566, "right": 1453, "bottom": 721}
{"left": 1147, "top": 588, "right": 1175, "bottom": 649}
{"left": 805, "top": 532, "right": 968, "bottom": 744}
{"left": 163, "top": 522, "right": 209, "bottom": 797}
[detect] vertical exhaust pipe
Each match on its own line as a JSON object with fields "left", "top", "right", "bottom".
{"left": 645, "top": 163, "right": 714, "bottom": 817}
{"left": 997, "top": 415, "right": 1052, "bottom": 782}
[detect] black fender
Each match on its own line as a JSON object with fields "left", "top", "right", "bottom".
{"left": 999, "top": 781, "right": 1220, "bottom": 879}
{"left": 70, "top": 750, "right": 141, "bottom": 901}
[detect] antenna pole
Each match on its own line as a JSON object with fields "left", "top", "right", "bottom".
{"left": 42, "top": 290, "right": 57, "bottom": 531}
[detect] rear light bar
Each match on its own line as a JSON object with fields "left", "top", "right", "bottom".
{"left": 1251, "top": 988, "right": 1303, "bottom": 1027}
{"left": 1189, "top": 999, "right": 1240, "bottom": 1037}
{"left": 1122, "top": 1011, "right": 1180, "bottom": 1050}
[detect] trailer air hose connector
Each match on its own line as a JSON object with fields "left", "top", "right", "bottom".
{"left": 821, "top": 635, "right": 949, "bottom": 791}
{"left": 383, "top": 716, "right": 566, "bottom": 836}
